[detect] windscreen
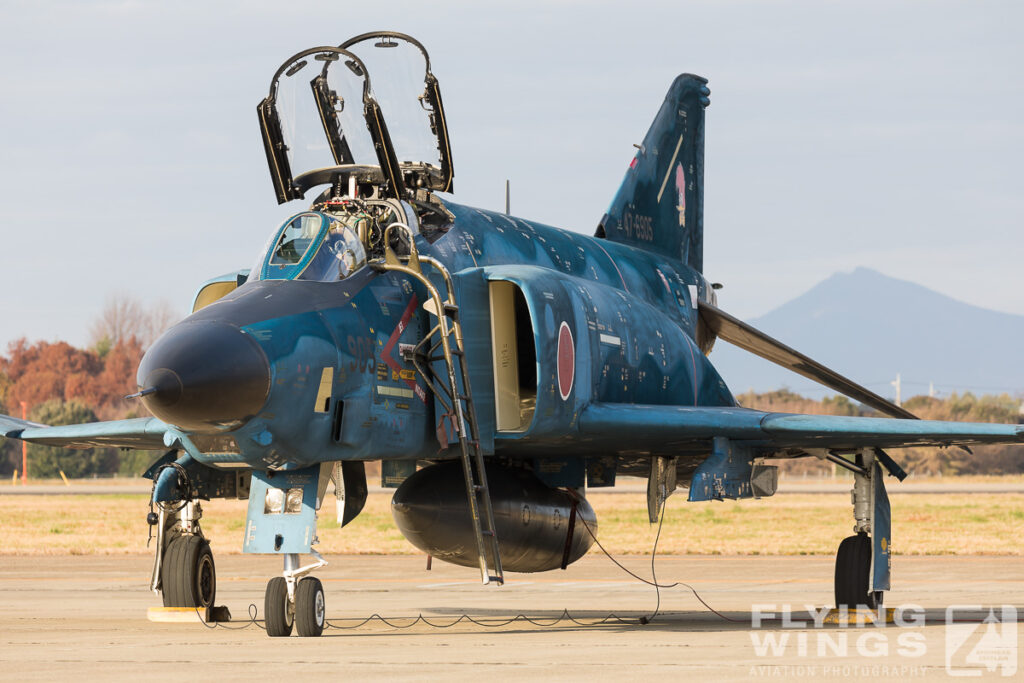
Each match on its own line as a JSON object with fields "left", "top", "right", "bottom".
{"left": 269, "top": 213, "right": 322, "bottom": 266}
{"left": 255, "top": 212, "right": 367, "bottom": 282}
{"left": 297, "top": 217, "right": 367, "bottom": 281}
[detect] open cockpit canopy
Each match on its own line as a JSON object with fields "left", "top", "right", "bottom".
{"left": 258, "top": 32, "right": 454, "bottom": 205}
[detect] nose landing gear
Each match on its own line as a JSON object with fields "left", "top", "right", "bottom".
{"left": 265, "top": 551, "right": 327, "bottom": 637}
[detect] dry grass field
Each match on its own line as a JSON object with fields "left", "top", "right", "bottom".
{"left": 1, "top": 487, "right": 1021, "bottom": 556}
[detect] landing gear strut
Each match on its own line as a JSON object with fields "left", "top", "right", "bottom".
{"left": 833, "top": 449, "right": 888, "bottom": 609}
{"left": 265, "top": 551, "right": 327, "bottom": 637}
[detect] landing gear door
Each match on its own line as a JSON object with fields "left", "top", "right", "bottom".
{"left": 340, "top": 32, "right": 455, "bottom": 193}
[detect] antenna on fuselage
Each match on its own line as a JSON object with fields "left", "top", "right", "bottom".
{"left": 505, "top": 179, "right": 510, "bottom": 215}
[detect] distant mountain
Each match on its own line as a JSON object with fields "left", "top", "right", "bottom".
{"left": 708, "top": 267, "right": 1024, "bottom": 400}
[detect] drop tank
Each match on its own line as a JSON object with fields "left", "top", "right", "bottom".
{"left": 391, "top": 461, "right": 597, "bottom": 572}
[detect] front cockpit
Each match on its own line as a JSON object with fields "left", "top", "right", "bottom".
{"left": 254, "top": 211, "right": 365, "bottom": 282}
{"left": 251, "top": 198, "right": 422, "bottom": 282}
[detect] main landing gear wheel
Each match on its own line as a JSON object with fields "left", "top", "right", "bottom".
{"left": 265, "top": 576, "right": 293, "bottom": 637}
{"left": 834, "top": 533, "right": 881, "bottom": 609}
{"left": 161, "top": 535, "right": 216, "bottom": 609}
{"left": 295, "top": 577, "right": 326, "bottom": 637}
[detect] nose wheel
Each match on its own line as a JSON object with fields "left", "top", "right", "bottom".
{"left": 264, "top": 577, "right": 293, "bottom": 636}
{"left": 264, "top": 552, "right": 327, "bottom": 637}
{"left": 295, "top": 577, "right": 326, "bottom": 637}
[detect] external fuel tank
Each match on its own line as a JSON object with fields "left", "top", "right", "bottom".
{"left": 391, "top": 461, "right": 597, "bottom": 572}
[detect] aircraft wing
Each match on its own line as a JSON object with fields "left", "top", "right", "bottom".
{"left": 579, "top": 403, "right": 1024, "bottom": 452}
{"left": 0, "top": 414, "right": 169, "bottom": 450}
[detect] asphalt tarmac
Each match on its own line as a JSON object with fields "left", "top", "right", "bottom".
{"left": 4, "top": 479, "right": 1023, "bottom": 495}
{"left": 1, "top": 554, "right": 1021, "bottom": 681}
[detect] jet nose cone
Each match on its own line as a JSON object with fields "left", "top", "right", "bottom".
{"left": 137, "top": 322, "right": 270, "bottom": 433}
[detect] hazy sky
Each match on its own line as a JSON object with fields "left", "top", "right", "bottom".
{"left": 1, "top": 1, "right": 1021, "bottom": 350}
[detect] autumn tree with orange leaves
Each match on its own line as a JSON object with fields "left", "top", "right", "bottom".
{"left": 0, "top": 295, "right": 177, "bottom": 478}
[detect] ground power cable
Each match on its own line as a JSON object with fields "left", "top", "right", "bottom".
{"left": 190, "top": 497, "right": 991, "bottom": 632}
{"left": 575, "top": 496, "right": 744, "bottom": 624}
{"left": 192, "top": 496, "right": 737, "bottom": 631}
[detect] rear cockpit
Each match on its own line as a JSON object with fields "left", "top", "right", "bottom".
{"left": 258, "top": 32, "right": 454, "bottom": 208}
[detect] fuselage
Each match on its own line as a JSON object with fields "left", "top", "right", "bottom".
{"left": 137, "top": 198, "right": 736, "bottom": 471}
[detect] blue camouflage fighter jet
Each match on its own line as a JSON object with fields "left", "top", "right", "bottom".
{"left": 2, "top": 32, "right": 1021, "bottom": 637}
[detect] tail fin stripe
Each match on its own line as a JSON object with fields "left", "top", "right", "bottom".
{"left": 655, "top": 134, "right": 684, "bottom": 203}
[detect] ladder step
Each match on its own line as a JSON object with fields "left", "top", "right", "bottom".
{"left": 378, "top": 253, "right": 502, "bottom": 587}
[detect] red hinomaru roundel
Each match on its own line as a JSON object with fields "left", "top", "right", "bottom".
{"left": 557, "top": 321, "right": 574, "bottom": 401}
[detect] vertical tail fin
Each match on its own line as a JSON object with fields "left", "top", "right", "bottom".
{"left": 597, "top": 74, "right": 709, "bottom": 272}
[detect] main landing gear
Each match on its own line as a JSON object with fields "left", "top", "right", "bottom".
{"left": 265, "top": 551, "right": 328, "bottom": 637}
{"left": 835, "top": 533, "right": 878, "bottom": 609}
{"left": 832, "top": 449, "right": 889, "bottom": 610}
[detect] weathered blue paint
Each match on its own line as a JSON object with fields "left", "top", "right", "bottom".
{"left": 381, "top": 459, "right": 417, "bottom": 488}
{"left": 600, "top": 74, "right": 709, "bottom": 271}
{"left": 687, "top": 437, "right": 757, "bottom": 501}
{"left": 875, "top": 448, "right": 908, "bottom": 482}
{"left": 577, "top": 403, "right": 1024, "bottom": 454}
{"left": 114, "top": 190, "right": 738, "bottom": 473}
{"left": 532, "top": 456, "right": 586, "bottom": 490}
{"left": 152, "top": 454, "right": 195, "bottom": 503}
{"left": 586, "top": 456, "right": 617, "bottom": 487}
{"left": 243, "top": 465, "right": 321, "bottom": 554}
{"left": 871, "top": 463, "right": 892, "bottom": 592}
{"left": 6, "top": 416, "right": 169, "bottom": 450}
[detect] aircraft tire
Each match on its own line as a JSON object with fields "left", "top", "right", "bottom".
{"left": 265, "top": 577, "right": 293, "bottom": 637}
{"left": 295, "top": 577, "right": 326, "bottom": 637}
{"left": 161, "top": 535, "right": 216, "bottom": 609}
{"left": 833, "top": 533, "right": 878, "bottom": 609}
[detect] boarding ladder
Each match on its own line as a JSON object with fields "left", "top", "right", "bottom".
{"left": 370, "top": 223, "right": 504, "bottom": 586}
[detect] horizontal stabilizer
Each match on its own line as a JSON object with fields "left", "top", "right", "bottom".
{"left": 698, "top": 301, "right": 917, "bottom": 420}
{"left": 1, "top": 415, "right": 169, "bottom": 450}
